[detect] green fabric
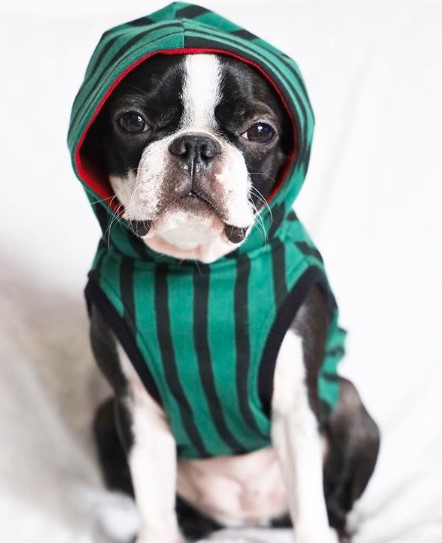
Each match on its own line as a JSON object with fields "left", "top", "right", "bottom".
{"left": 68, "top": 2, "right": 346, "bottom": 459}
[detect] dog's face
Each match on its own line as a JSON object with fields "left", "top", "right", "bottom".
{"left": 84, "top": 53, "right": 292, "bottom": 261}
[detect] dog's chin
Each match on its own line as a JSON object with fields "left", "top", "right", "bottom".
{"left": 145, "top": 226, "right": 235, "bottom": 264}
{"left": 137, "top": 200, "right": 246, "bottom": 263}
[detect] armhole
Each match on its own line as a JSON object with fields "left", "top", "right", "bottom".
{"left": 85, "top": 279, "right": 162, "bottom": 407}
{"left": 258, "top": 266, "right": 331, "bottom": 414}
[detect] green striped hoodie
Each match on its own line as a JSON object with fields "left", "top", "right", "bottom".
{"left": 68, "top": 2, "right": 346, "bottom": 459}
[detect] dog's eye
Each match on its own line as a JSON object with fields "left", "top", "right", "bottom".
{"left": 119, "top": 112, "right": 149, "bottom": 134}
{"left": 242, "top": 123, "right": 275, "bottom": 144}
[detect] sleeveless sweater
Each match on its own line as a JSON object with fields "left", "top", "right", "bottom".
{"left": 68, "top": 2, "right": 346, "bottom": 459}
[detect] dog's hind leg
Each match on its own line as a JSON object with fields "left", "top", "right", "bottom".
{"left": 93, "top": 397, "right": 134, "bottom": 496}
{"left": 322, "top": 378, "right": 380, "bottom": 542}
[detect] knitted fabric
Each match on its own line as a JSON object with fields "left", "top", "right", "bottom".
{"left": 68, "top": 2, "right": 346, "bottom": 459}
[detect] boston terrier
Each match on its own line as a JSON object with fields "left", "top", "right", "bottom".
{"left": 81, "top": 52, "right": 380, "bottom": 543}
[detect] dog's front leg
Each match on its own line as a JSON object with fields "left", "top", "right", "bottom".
{"left": 118, "top": 347, "right": 184, "bottom": 543}
{"left": 271, "top": 330, "right": 338, "bottom": 543}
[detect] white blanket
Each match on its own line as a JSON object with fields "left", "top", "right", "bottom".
{"left": 1, "top": 1, "right": 442, "bottom": 541}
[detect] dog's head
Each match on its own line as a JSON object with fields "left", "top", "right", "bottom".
{"left": 82, "top": 53, "right": 293, "bottom": 262}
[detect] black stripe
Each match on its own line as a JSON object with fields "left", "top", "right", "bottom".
{"left": 128, "top": 232, "right": 150, "bottom": 260}
{"left": 258, "top": 267, "right": 326, "bottom": 414}
{"left": 268, "top": 202, "right": 286, "bottom": 238}
{"left": 234, "top": 255, "right": 267, "bottom": 437}
{"left": 287, "top": 209, "right": 298, "bottom": 222}
{"left": 325, "top": 347, "right": 345, "bottom": 359}
{"left": 301, "top": 137, "right": 312, "bottom": 169}
{"left": 230, "top": 29, "right": 258, "bottom": 41}
{"left": 176, "top": 5, "right": 209, "bottom": 18}
{"left": 86, "top": 34, "right": 122, "bottom": 78}
{"left": 271, "top": 238, "right": 288, "bottom": 306}
{"left": 119, "top": 256, "right": 136, "bottom": 337}
{"left": 193, "top": 268, "right": 247, "bottom": 453}
{"left": 99, "top": 27, "right": 164, "bottom": 88}
{"left": 101, "top": 24, "right": 179, "bottom": 78}
{"left": 127, "top": 16, "right": 155, "bottom": 27}
{"left": 272, "top": 51, "right": 309, "bottom": 108}
{"left": 322, "top": 372, "right": 340, "bottom": 382}
{"left": 93, "top": 201, "right": 110, "bottom": 237}
{"left": 155, "top": 267, "right": 209, "bottom": 457}
{"left": 85, "top": 280, "right": 161, "bottom": 405}
{"left": 295, "top": 241, "right": 323, "bottom": 263}
{"left": 183, "top": 31, "right": 310, "bottom": 161}
{"left": 87, "top": 238, "right": 107, "bottom": 285}
{"left": 93, "top": 199, "right": 147, "bottom": 260}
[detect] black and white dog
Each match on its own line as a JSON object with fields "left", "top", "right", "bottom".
{"left": 85, "top": 53, "right": 380, "bottom": 543}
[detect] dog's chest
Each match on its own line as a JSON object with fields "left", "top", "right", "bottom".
{"left": 176, "top": 447, "right": 288, "bottom": 526}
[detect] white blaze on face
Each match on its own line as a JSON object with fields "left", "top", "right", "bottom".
{"left": 181, "top": 54, "right": 221, "bottom": 131}
{"left": 109, "top": 54, "right": 256, "bottom": 261}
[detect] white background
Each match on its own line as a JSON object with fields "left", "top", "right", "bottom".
{"left": 1, "top": 1, "right": 442, "bottom": 542}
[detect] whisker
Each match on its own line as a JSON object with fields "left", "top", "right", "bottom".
{"left": 192, "top": 251, "right": 203, "bottom": 275}
{"left": 248, "top": 177, "right": 274, "bottom": 220}
{"left": 97, "top": 181, "right": 132, "bottom": 246}
{"left": 126, "top": 182, "right": 146, "bottom": 237}
{"left": 252, "top": 201, "right": 269, "bottom": 243}
{"left": 247, "top": 179, "right": 274, "bottom": 243}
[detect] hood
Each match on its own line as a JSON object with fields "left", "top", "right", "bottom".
{"left": 67, "top": 2, "right": 315, "bottom": 256}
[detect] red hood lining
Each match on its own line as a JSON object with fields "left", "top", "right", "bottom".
{"left": 75, "top": 47, "right": 298, "bottom": 214}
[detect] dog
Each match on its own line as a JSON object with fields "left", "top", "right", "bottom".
{"left": 80, "top": 52, "right": 380, "bottom": 543}
{"left": 69, "top": 6, "right": 380, "bottom": 543}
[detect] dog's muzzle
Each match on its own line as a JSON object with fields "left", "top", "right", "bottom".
{"left": 128, "top": 132, "right": 251, "bottom": 243}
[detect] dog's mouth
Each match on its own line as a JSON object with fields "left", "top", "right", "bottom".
{"left": 129, "top": 190, "right": 249, "bottom": 244}
{"left": 181, "top": 189, "right": 218, "bottom": 213}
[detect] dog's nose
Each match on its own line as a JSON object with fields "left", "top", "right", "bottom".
{"left": 168, "top": 133, "right": 221, "bottom": 173}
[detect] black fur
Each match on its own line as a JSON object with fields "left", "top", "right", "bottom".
{"left": 323, "top": 379, "right": 380, "bottom": 541}
{"left": 83, "top": 55, "right": 186, "bottom": 179}
{"left": 216, "top": 57, "right": 293, "bottom": 203}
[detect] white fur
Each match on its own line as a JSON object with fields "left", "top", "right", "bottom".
{"left": 146, "top": 228, "right": 237, "bottom": 263}
{"left": 271, "top": 330, "right": 338, "bottom": 543}
{"left": 156, "top": 214, "right": 220, "bottom": 251}
{"left": 117, "top": 344, "right": 184, "bottom": 543}
{"left": 181, "top": 55, "right": 221, "bottom": 131}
